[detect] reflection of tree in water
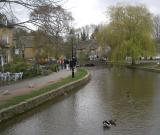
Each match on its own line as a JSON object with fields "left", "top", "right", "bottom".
{"left": 108, "top": 68, "right": 156, "bottom": 134}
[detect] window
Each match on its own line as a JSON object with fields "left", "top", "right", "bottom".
{"left": 0, "top": 15, "right": 7, "bottom": 26}
{"left": 3, "top": 55, "right": 8, "bottom": 64}
{"left": 1, "top": 32, "right": 9, "bottom": 45}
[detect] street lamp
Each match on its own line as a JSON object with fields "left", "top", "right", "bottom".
{"left": 71, "top": 40, "right": 74, "bottom": 78}
{"left": 70, "top": 29, "right": 75, "bottom": 78}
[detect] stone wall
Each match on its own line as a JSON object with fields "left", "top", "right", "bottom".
{"left": 127, "top": 66, "right": 160, "bottom": 73}
{"left": 0, "top": 71, "right": 91, "bottom": 123}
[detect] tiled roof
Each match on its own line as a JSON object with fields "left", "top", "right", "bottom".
{"left": 76, "top": 40, "right": 99, "bottom": 50}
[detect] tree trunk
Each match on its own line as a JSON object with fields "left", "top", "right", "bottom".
{"left": 132, "top": 58, "right": 135, "bottom": 65}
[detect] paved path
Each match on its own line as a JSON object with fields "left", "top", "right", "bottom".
{"left": 0, "top": 70, "right": 71, "bottom": 92}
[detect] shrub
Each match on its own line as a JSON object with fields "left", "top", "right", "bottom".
{"left": 3, "top": 62, "right": 30, "bottom": 73}
{"left": 23, "top": 66, "right": 42, "bottom": 78}
{"left": 0, "top": 62, "right": 41, "bottom": 79}
{"left": 40, "top": 69, "right": 52, "bottom": 76}
{"left": 49, "top": 64, "right": 59, "bottom": 72}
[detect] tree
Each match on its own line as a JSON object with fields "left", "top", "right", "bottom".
{"left": 0, "top": 0, "right": 63, "bottom": 29}
{"left": 13, "top": 28, "right": 28, "bottom": 60}
{"left": 153, "top": 15, "right": 160, "bottom": 42}
{"left": 30, "top": 5, "right": 73, "bottom": 58}
{"left": 33, "top": 30, "right": 53, "bottom": 64}
{"left": 103, "top": 4, "right": 155, "bottom": 64}
{"left": 93, "top": 25, "right": 110, "bottom": 57}
{"left": 80, "top": 29, "right": 89, "bottom": 41}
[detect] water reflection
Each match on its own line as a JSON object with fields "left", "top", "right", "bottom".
{"left": 0, "top": 67, "right": 160, "bottom": 135}
{"left": 107, "top": 68, "right": 156, "bottom": 135}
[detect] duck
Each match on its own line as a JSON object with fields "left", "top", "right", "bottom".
{"left": 109, "top": 119, "right": 116, "bottom": 126}
{"left": 102, "top": 120, "right": 111, "bottom": 128}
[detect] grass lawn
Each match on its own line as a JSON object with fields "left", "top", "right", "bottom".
{"left": 0, "top": 68, "right": 88, "bottom": 110}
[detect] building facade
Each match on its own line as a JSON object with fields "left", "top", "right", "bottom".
{"left": 0, "top": 14, "right": 14, "bottom": 66}
{"left": 76, "top": 40, "right": 100, "bottom": 61}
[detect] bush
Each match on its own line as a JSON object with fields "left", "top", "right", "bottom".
{"left": 49, "top": 64, "right": 59, "bottom": 72}
{"left": 2, "top": 62, "right": 29, "bottom": 73}
{"left": 0, "top": 62, "right": 41, "bottom": 79}
{"left": 40, "top": 69, "right": 52, "bottom": 76}
{"left": 23, "top": 67, "right": 41, "bottom": 78}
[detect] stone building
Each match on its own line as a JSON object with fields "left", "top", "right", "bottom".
{"left": 76, "top": 40, "right": 100, "bottom": 63}
{"left": 19, "top": 36, "right": 35, "bottom": 60}
{"left": 0, "top": 14, "right": 14, "bottom": 66}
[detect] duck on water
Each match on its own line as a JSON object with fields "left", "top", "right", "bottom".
{"left": 102, "top": 119, "right": 116, "bottom": 129}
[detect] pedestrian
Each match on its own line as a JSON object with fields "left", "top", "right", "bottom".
{"left": 69, "top": 59, "right": 73, "bottom": 70}
{"left": 61, "top": 58, "right": 64, "bottom": 70}
{"left": 64, "top": 59, "right": 67, "bottom": 69}
{"left": 57, "top": 59, "right": 61, "bottom": 70}
{"left": 66, "top": 59, "right": 69, "bottom": 70}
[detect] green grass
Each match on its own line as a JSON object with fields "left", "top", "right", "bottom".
{"left": 0, "top": 68, "right": 88, "bottom": 110}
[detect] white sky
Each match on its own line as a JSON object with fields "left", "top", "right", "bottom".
{"left": 64, "top": 0, "right": 160, "bottom": 28}
{"left": 6, "top": 0, "right": 160, "bottom": 29}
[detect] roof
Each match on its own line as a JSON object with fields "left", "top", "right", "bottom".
{"left": 76, "top": 40, "right": 99, "bottom": 50}
{"left": 0, "top": 13, "right": 14, "bottom": 28}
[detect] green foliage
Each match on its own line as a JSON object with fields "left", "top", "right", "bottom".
{"left": 97, "top": 4, "right": 155, "bottom": 64}
{"left": 23, "top": 67, "right": 41, "bottom": 78}
{"left": 3, "top": 62, "right": 29, "bottom": 73}
{"left": 77, "top": 51, "right": 89, "bottom": 65}
{"left": 13, "top": 55, "right": 25, "bottom": 63}
{"left": 94, "top": 25, "right": 108, "bottom": 47}
{"left": 40, "top": 69, "right": 52, "bottom": 76}
{"left": 63, "top": 28, "right": 78, "bottom": 59}
{"left": 111, "top": 4, "right": 155, "bottom": 62}
{"left": 33, "top": 30, "right": 54, "bottom": 62}
{"left": 1, "top": 62, "right": 41, "bottom": 78}
{"left": 94, "top": 25, "right": 110, "bottom": 56}
{"left": 49, "top": 64, "right": 59, "bottom": 72}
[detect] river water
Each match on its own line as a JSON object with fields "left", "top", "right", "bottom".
{"left": 0, "top": 67, "right": 160, "bottom": 135}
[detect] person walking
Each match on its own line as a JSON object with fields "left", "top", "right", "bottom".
{"left": 66, "top": 59, "right": 69, "bottom": 70}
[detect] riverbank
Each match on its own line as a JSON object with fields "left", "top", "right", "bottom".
{"left": 106, "top": 61, "right": 160, "bottom": 73}
{"left": 0, "top": 68, "right": 90, "bottom": 123}
{"left": 127, "top": 63, "right": 160, "bottom": 73}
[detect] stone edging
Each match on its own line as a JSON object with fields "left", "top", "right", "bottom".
{"left": 127, "top": 66, "right": 160, "bottom": 73}
{"left": 0, "top": 70, "right": 91, "bottom": 123}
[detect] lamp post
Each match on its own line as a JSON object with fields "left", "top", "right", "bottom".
{"left": 70, "top": 29, "right": 75, "bottom": 78}
{"left": 71, "top": 40, "right": 74, "bottom": 78}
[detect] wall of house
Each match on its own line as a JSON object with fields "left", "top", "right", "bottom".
{"left": 0, "top": 27, "right": 13, "bottom": 47}
{"left": 0, "top": 27, "right": 13, "bottom": 63}
{"left": 24, "top": 48, "right": 35, "bottom": 59}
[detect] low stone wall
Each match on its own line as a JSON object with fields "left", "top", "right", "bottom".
{"left": 127, "top": 66, "right": 160, "bottom": 73}
{"left": 0, "top": 71, "right": 91, "bottom": 123}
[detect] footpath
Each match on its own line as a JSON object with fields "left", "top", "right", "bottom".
{"left": 0, "top": 68, "right": 90, "bottom": 123}
{"left": 0, "top": 70, "right": 71, "bottom": 103}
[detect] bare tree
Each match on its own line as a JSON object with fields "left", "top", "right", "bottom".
{"left": 154, "top": 15, "right": 160, "bottom": 41}
{"left": 0, "top": 0, "right": 63, "bottom": 28}
{"left": 30, "top": 4, "right": 73, "bottom": 58}
{"left": 0, "top": 0, "right": 74, "bottom": 60}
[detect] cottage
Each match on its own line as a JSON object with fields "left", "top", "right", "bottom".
{"left": 0, "top": 14, "right": 14, "bottom": 66}
{"left": 76, "top": 40, "right": 100, "bottom": 60}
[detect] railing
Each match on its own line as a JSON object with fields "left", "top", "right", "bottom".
{"left": 0, "top": 72, "right": 23, "bottom": 81}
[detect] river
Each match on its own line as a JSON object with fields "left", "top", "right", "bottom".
{"left": 0, "top": 67, "right": 160, "bottom": 135}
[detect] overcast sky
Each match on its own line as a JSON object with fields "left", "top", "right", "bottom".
{"left": 64, "top": 0, "right": 160, "bottom": 28}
